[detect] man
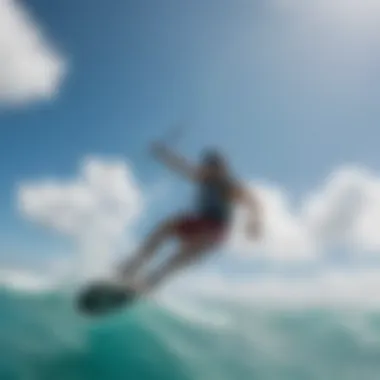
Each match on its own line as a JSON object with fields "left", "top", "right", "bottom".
{"left": 119, "top": 142, "right": 262, "bottom": 294}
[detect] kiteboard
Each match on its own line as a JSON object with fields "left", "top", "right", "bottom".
{"left": 76, "top": 280, "right": 139, "bottom": 317}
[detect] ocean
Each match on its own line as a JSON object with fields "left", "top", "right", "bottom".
{"left": 1, "top": 283, "right": 380, "bottom": 380}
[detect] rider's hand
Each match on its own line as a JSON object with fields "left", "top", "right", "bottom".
{"left": 150, "top": 141, "right": 167, "bottom": 157}
{"left": 246, "top": 218, "right": 261, "bottom": 240}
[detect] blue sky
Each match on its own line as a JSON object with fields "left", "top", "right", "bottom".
{"left": 2, "top": 0, "right": 380, "bottom": 271}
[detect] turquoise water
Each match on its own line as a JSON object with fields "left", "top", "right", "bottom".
{"left": 1, "top": 287, "right": 380, "bottom": 380}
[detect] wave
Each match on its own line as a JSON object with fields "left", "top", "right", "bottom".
{"left": 2, "top": 283, "right": 380, "bottom": 380}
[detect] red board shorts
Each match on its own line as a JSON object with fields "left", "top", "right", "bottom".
{"left": 173, "top": 214, "right": 227, "bottom": 245}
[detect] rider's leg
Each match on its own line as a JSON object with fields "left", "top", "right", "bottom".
{"left": 140, "top": 233, "right": 218, "bottom": 294}
{"left": 119, "top": 217, "right": 178, "bottom": 279}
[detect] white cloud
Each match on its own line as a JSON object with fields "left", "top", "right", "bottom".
{"left": 230, "top": 184, "right": 314, "bottom": 260}
{"left": 230, "top": 166, "right": 380, "bottom": 260}
{"left": 14, "top": 157, "right": 380, "bottom": 287}
{"left": 17, "top": 157, "right": 143, "bottom": 279}
{"left": 0, "top": 0, "right": 65, "bottom": 105}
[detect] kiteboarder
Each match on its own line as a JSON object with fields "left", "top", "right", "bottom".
{"left": 120, "top": 142, "right": 262, "bottom": 294}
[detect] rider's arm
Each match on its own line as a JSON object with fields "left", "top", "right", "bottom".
{"left": 233, "top": 184, "right": 262, "bottom": 239}
{"left": 151, "top": 143, "right": 202, "bottom": 181}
